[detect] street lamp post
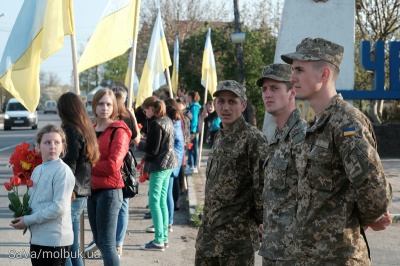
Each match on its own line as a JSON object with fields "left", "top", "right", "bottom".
{"left": 232, "top": 0, "right": 245, "bottom": 85}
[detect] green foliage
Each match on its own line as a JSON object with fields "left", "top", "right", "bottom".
{"left": 103, "top": 53, "right": 129, "bottom": 83}
{"left": 179, "top": 25, "right": 276, "bottom": 128}
{"left": 190, "top": 205, "right": 204, "bottom": 227}
{"left": 8, "top": 190, "right": 31, "bottom": 234}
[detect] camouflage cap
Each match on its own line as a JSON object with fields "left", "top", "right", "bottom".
{"left": 281, "top": 37, "right": 344, "bottom": 69}
{"left": 256, "top": 64, "right": 292, "bottom": 87}
{"left": 213, "top": 80, "right": 246, "bottom": 100}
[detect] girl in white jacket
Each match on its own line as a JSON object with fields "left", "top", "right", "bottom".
{"left": 11, "top": 124, "right": 75, "bottom": 266}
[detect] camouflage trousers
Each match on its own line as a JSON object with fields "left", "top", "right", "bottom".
{"left": 195, "top": 251, "right": 255, "bottom": 266}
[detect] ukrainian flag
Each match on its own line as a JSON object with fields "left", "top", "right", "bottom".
{"left": 171, "top": 35, "right": 179, "bottom": 94}
{"left": 78, "top": 0, "right": 140, "bottom": 73}
{"left": 136, "top": 10, "right": 171, "bottom": 108}
{"left": 0, "top": 0, "right": 74, "bottom": 112}
{"left": 343, "top": 127, "right": 356, "bottom": 136}
{"left": 201, "top": 28, "right": 218, "bottom": 98}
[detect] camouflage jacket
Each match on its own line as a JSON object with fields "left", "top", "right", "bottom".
{"left": 295, "top": 94, "right": 392, "bottom": 265}
{"left": 195, "top": 115, "right": 268, "bottom": 257}
{"left": 259, "top": 109, "right": 307, "bottom": 261}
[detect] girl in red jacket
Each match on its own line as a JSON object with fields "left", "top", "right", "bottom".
{"left": 88, "top": 88, "right": 131, "bottom": 266}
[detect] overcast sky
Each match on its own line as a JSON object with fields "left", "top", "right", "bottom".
{"left": 0, "top": 0, "right": 279, "bottom": 86}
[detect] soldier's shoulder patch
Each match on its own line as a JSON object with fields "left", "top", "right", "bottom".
{"left": 343, "top": 127, "right": 355, "bottom": 137}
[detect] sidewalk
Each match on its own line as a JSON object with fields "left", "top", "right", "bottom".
{"left": 189, "top": 149, "right": 400, "bottom": 265}
{"left": 0, "top": 150, "right": 199, "bottom": 266}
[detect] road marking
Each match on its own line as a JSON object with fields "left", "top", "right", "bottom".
{"left": 0, "top": 144, "right": 20, "bottom": 152}
{"left": 0, "top": 141, "right": 34, "bottom": 152}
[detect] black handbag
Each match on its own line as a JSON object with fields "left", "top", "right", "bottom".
{"left": 110, "top": 128, "right": 139, "bottom": 198}
{"left": 120, "top": 148, "right": 139, "bottom": 198}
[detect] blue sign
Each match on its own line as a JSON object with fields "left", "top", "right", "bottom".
{"left": 337, "top": 40, "right": 400, "bottom": 99}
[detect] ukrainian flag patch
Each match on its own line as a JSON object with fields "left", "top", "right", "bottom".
{"left": 343, "top": 127, "right": 355, "bottom": 136}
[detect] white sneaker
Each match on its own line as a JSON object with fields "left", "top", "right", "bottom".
{"left": 192, "top": 167, "right": 198, "bottom": 174}
{"left": 145, "top": 225, "right": 155, "bottom": 233}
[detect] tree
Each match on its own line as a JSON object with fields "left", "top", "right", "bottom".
{"left": 102, "top": 52, "right": 129, "bottom": 84}
{"left": 180, "top": 24, "right": 277, "bottom": 128}
{"left": 79, "top": 66, "right": 100, "bottom": 94}
{"left": 38, "top": 71, "right": 70, "bottom": 108}
{"left": 355, "top": 0, "right": 400, "bottom": 123}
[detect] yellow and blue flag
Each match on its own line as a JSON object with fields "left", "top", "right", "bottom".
{"left": 171, "top": 35, "right": 179, "bottom": 94}
{"left": 0, "top": 0, "right": 75, "bottom": 112}
{"left": 124, "top": 50, "right": 140, "bottom": 97}
{"left": 78, "top": 0, "right": 140, "bottom": 73}
{"left": 343, "top": 127, "right": 355, "bottom": 136}
{"left": 136, "top": 10, "right": 171, "bottom": 108}
{"left": 201, "top": 28, "right": 217, "bottom": 98}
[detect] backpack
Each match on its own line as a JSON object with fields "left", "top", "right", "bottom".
{"left": 110, "top": 128, "right": 139, "bottom": 198}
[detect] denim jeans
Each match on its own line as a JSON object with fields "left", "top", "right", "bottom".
{"left": 116, "top": 197, "right": 130, "bottom": 247}
{"left": 167, "top": 177, "right": 175, "bottom": 225}
{"left": 65, "top": 197, "right": 87, "bottom": 266}
{"left": 187, "top": 134, "right": 199, "bottom": 168}
{"left": 87, "top": 189, "right": 122, "bottom": 266}
{"left": 149, "top": 169, "right": 173, "bottom": 244}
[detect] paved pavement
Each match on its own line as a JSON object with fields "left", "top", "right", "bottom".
{"left": 0, "top": 149, "right": 199, "bottom": 266}
{"left": 190, "top": 149, "right": 400, "bottom": 266}
{"left": 1, "top": 113, "right": 399, "bottom": 265}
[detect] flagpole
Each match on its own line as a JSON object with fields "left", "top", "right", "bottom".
{"left": 70, "top": 34, "right": 80, "bottom": 95}
{"left": 198, "top": 75, "right": 208, "bottom": 170}
{"left": 70, "top": 32, "right": 84, "bottom": 262}
{"left": 165, "top": 67, "right": 173, "bottom": 98}
{"left": 127, "top": 0, "right": 141, "bottom": 109}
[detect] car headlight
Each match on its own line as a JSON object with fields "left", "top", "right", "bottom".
{"left": 28, "top": 114, "right": 36, "bottom": 119}
{"left": 4, "top": 114, "right": 9, "bottom": 119}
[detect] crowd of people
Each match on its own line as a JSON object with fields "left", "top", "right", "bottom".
{"left": 10, "top": 36, "right": 393, "bottom": 266}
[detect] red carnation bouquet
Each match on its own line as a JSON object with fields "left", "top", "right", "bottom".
{"left": 4, "top": 142, "right": 42, "bottom": 234}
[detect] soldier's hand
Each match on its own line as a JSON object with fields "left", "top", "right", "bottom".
{"left": 258, "top": 224, "right": 263, "bottom": 241}
{"left": 368, "top": 212, "right": 392, "bottom": 231}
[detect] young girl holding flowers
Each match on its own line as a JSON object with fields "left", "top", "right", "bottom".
{"left": 11, "top": 124, "right": 75, "bottom": 266}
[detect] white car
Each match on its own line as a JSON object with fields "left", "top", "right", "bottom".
{"left": 4, "top": 98, "right": 38, "bottom": 130}
{"left": 44, "top": 100, "right": 57, "bottom": 114}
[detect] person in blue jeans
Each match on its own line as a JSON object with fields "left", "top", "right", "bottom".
{"left": 165, "top": 99, "right": 184, "bottom": 229}
{"left": 185, "top": 91, "right": 201, "bottom": 174}
{"left": 58, "top": 92, "right": 100, "bottom": 266}
{"left": 89, "top": 88, "right": 132, "bottom": 266}
{"left": 136, "top": 96, "right": 178, "bottom": 251}
{"left": 114, "top": 89, "right": 140, "bottom": 257}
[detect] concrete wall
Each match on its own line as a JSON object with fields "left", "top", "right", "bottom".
{"left": 263, "top": 0, "right": 356, "bottom": 141}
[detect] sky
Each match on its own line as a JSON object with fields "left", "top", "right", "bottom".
{"left": 0, "top": 0, "right": 279, "bottom": 86}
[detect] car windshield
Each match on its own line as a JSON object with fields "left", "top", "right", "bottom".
{"left": 7, "top": 102, "right": 28, "bottom": 111}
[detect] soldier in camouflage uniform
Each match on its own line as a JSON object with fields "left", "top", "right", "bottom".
{"left": 281, "top": 37, "right": 393, "bottom": 265}
{"left": 195, "top": 80, "right": 268, "bottom": 266}
{"left": 256, "top": 64, "right": 307, "bottom": 266}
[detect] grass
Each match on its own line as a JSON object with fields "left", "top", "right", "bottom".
{"left": 190, "top": 205, "right": 204, "bottom": 227}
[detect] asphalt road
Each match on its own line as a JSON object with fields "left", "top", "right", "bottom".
{"left": 0, "top": 112, "right": 199, "bottom": 266}
{"left": 1, "top": 112, "right": 399, "bottom": 265}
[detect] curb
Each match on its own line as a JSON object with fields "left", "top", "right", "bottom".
{"left": 187, "top": 149, "right": 208, "bottom": 223}
{"left": 187, "top": 173, "right": 197, "bottom": 217}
